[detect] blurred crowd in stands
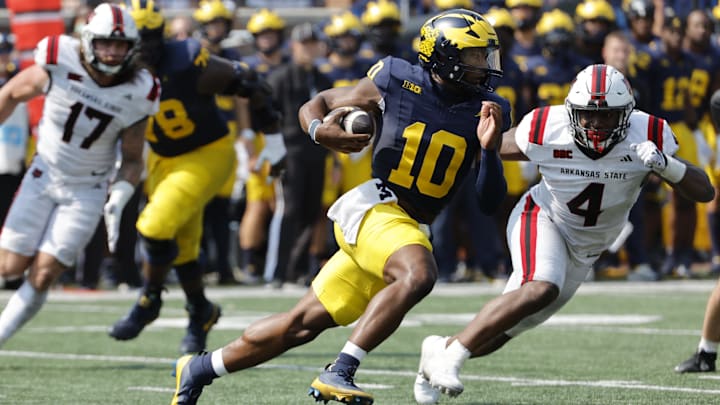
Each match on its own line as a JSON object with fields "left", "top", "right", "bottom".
{"left": 3, "top": 0, "right": 720, "bottom": 290}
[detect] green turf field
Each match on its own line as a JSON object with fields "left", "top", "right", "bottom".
{"left": 1, "top": 280, "right": 719, "bottom": 404}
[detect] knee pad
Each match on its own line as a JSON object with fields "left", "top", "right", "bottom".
{"left": 141, "top": 236, "right": 178, "bottom": 266}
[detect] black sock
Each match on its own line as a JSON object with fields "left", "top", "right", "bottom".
{"left": 191, "top": 352, "right": 219, "bottom": 385}
{"left": 335, "top": 352, "right": 360, "bottom": 370}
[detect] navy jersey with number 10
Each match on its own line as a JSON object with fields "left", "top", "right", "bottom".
{"left": 369, "top": 57, "right": 511, "bottom": 223}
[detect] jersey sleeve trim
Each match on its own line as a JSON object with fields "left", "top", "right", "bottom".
{"left": 529, "top": 106, "right": 550, "bottom": 145}
{"left": 647, "top": 115, "right": 663, "bottom": 151}
{"left": 45, "top": 35, "right": 60, "bottom": 65}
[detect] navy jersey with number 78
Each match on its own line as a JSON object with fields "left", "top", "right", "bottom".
{"left": 368, "top": 56, "right": 511, "bottom": 223}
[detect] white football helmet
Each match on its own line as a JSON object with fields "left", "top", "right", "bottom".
{"left": 565, "top": 64, "right": 635, "bottom": 155}
{"left": 81, "top": 3, "right": 139, "bottom": 75}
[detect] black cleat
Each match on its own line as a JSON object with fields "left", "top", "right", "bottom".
{"left": 171, "top": 353, "right": 212, "bottom": 405}
{"left": 108, "top": 292, "right": 161, "bottom": 340}
{"left": 308, "top": 363, "right": 374, "bottom": 404}
{"left": 675, "top": 350, "right": 717, "bottom": 373}
{"left": 179, "top": 302, "right": 222, "bottom": 354}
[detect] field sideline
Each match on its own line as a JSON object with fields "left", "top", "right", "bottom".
{"left": 0, "top": 280, "right": 719, "bottom": 404}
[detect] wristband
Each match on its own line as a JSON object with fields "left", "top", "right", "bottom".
{"left": 308, "top": 119, "right": 321, "bottom": 144}
{"left": 660, "top": 154, "right": 687, "bottom": 184}
{"left": 240, "top": 128, "right": 256, "bottom": 141}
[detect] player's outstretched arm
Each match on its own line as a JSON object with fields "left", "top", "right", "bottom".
{"left": 298, "top": 77, "right": 380, "bottom": 153}
{"left": 667, "top": 159, "right": 715, "bottom": 202}
{"left": 0, "top": 65, "right": 49, "bottom": 124}
{"left": 497, "top": 128, "right": 530, "bottom": 161}
{"left": 103, "top": 117, "right": 148, "bottom": 253}
{"left": 631, "top": 141, "right": 714, "bottom": 202}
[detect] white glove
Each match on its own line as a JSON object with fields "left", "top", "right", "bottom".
{"left": 694, "top": 129, "right": 712, "bottom": 167}
{"left": 715, "top": 134, "right": 720, "bottom": 170}
{"left": 254, "top": 132, "right": 286, "bottom": 172}
{"left": 630, "top": 141, "right": 687, "bottom": 183}
{"left": 104, "top": 180, "right": 135, "bottom": 253}
{"left": 630, "top": 141, "right": 667, "bottom": 171}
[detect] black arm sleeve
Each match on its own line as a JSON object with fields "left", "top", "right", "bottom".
{"left": 475, "top": 148, "right": 507, "bottom": 215}
{"left": 224, "top": 61, "right": 282, "bottom": 132}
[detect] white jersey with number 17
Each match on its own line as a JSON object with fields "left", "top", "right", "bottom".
{"left": 33, "top": 34, "right": 159, "bottom": 183}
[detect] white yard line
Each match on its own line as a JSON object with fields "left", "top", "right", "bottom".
{"left": 1, "top": 350, "right": 719, "bottom": 396}
{"left": 0, "top": 279, "right": 716, "bottom": 302}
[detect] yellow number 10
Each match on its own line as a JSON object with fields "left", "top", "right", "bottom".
{"left": 388, "top": 122, "right": 467, "bottom": 198}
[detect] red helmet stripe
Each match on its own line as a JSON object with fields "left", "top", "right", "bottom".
{"left": 110, "top": 5, "right": 124, "bottom": 35}
{"left": 591, "top": 64, "right": 607, "bottom": 101}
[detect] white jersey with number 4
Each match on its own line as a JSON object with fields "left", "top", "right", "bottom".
{"left": 33, "top": 34, "right": 159, "bottom": 183}
{"left": 514, "top": 105, "right": 679, "bottom": 260}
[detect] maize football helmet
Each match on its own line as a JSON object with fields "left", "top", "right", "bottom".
{"left": 418, "top": 9, "right": 502, "bottom": 93}
{"left": 324, "top": 12, "right": 364, "bottom": 56}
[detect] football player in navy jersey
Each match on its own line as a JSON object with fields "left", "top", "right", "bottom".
{"left": 108, "top": 0, "right": 285, "bottom": 354}
{"left": 169, "top": 9, "right": 510, "bottom": 405}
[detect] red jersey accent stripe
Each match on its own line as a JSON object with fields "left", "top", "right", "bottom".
{"left": 45, "top": 35, "right": 58, "bottom": 65}
{"left": 529, "top": 107, "right": 550, "bottom": 145}
{"left": 147, "top": 76, "right": 160, "bottom": 101}
{"left": 520, "top": 195, "right": 540, "bottom": 284}
{"left": 591, "top": 64, "right": 607, "bottom": 100}
{"left": 647, "top": 116, "right": 663, "bottom": 151}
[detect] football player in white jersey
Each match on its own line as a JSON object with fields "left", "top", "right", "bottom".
{"left": 0, "top": 3, "right": 159, "bottom": 348}
{"left": 414, "top": 64, "right": 714, "bottom": 404}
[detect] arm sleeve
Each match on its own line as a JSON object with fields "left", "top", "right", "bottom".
{"left": 475, "top": 148, "right": 507, "bottom": 215}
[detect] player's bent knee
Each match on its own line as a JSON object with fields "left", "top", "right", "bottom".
{"left": 27, "top": 268, "right": 60, "bottom": 291}
{"left": 522, "top": 280, "right": 559, "bottom": 307}
{"left": 141, "top": 236, "right": 178, "bottom": 266}
{"left": 405, "top": 268, "right": 436, "bottom": 299}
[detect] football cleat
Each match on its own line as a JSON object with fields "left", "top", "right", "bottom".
{"left": 415, "top": 335, "right": 447, "bottom": 404}
{"left": 179, "top": 301, "right": 222, "bottom": 354}
{"left": 674, "top": 350, "right": 717, "bottom": 373}
{"left": 171, "top": 353, "right": 212, "bottom": 405}
{"left": 308, "top": 363, "right": 374, "bottom": 404}
{"left": 413, "top": 373, "right": 440, "bottom": 405}
{"left": 418, "top": 335, "right": 464, "bottom": 397}
{"left": 108, "top": 292, "right": 161, "bottom": 340}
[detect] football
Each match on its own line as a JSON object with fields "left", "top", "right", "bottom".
{"left": 325, "top": 106, "right": 375, "bottom": 137}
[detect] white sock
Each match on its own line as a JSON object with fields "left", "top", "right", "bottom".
{"left": 699, "top": 338, "right": 719, "bottom": 353}
{"left": 446, "top": 339, "right": 471, "bottom": 365}
{"left": 0, "top": 281, "right": 48, "bottom": 347}
{"left": 341, "top": 341, "right": 367, "bottom": 362}
{"left": 211, "top": 348, "right": 229, "bottom": 376}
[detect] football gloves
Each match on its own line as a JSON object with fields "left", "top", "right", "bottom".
{"left": 104, "top": 180, "right": 135, "bottom": 253}
{"left": 255, "top": 133, "right": 286, "bottom": 179}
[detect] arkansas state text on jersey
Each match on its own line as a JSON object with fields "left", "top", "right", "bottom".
{"left": 515, "top": 105, "right": 679, "bottom": 258}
